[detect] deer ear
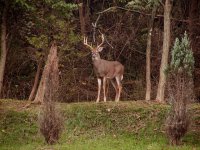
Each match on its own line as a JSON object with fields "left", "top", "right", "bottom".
{"left": 97, "top": 47, "right": 104, "bottom": 52}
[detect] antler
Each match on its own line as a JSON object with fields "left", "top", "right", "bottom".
{"left": 97, "top": 33, "right": 105, "bottom": 49}
{"left": 83, "top": 36, "right": 94, "bottom": 51}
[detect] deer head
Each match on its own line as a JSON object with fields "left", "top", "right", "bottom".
{"left": 83, "top": 34, "right": 105, "bottom": 60}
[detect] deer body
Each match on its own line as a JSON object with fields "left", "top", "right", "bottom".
{"left": 93, "top": 59, "right": 124, "bottom": 79}
{"left": 83, "top": 34, "right": 124, "bottom": 102}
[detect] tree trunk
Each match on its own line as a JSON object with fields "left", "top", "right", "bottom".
{"left": 78, "top": 1, "right": 91, "bottom": 35}
{"left": 78, "top": 2, "right": 86, "bottom": 35}
{"left": 156, "top": 0, "right": 172, "bottom": 103}
{"left": 189, "top": 0, "right": 199, "bottom": 53}
{"left": 33, "top": 43, "right": 59, "bottom": 104}
{"left": 145, "top": 6, "right": 157, "bottom": 101}
{"left": 0, "top": 4, "right": 7, "bottom": 98}
{"left": 189, "top": 0, "right": 200, "bottom": 100}
{"left": 28, "top": 58, "right": 43, "bottom": 101}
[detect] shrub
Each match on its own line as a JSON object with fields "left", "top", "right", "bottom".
{"left": 39, "top": 100, "right": 63, "bottom": 145}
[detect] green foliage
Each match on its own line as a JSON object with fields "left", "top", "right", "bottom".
{"left": 169, "top": 32, "right": 194, "bottom": 76}
{"left": 126, "top": 0, "right": 160, "bottom": 10}
{"left": 44, "top": 0, "right": 77, "bottom": 18}
{"left": 14, "top": 0, "right": 34, "bottom": 10}
{"left": 27, "top": 35, "right": 48, "bottom": 49}
{"left": 24, "top": 0, "right": 79, "bottom": 60}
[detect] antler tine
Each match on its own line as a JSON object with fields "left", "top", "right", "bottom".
{"left": 83, "top": 36, "right": 94, "bottom": 50}
{"left": 97, "top": 33, "right": 105, "bottom": 48}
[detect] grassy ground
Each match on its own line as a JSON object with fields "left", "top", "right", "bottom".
{"left": 0, "top": 99, "right": 200, "bottom": 150}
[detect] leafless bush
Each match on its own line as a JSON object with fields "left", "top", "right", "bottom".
{"left": 165, "top": 71, "right": 193, "bottom": 145}
{"left": 39, "top": 100, "right": 63, "bottom": 145}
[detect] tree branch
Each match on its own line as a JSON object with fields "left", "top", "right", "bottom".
{"left": 96, "top": 6, "right": 192, "bottom": 24}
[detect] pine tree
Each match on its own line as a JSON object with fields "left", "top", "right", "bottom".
{"left": 170, "top": 32, "right": 194, "bottom": 76}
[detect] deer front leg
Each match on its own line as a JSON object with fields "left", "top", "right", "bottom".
{"left": 103, "top": 77, "right": 107, "bottom": 102}
{"left": 96, "top": 78, "right": 101, "bottom": 103}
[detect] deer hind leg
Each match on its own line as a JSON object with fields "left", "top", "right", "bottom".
{"left": 103, "top": 77, "right": 107, "bottom": 102}
{"left": 115, "top": 76, "right": 122, "bottom": 102}
{"left": 96, "top": 78, "right": 101, "bottom": 103}
{"left": 111, "top": 79, "right": 118, "bottom": 101}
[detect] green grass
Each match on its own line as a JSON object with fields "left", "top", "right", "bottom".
{"left": 0, "top": 99, "right": 200, "bottom": 150}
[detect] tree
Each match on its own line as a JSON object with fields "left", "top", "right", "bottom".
{"left": 77, "top": 0, "right": 91, "bottom": 35}
{"left": 36, "top": 43, "right": 63, "bottom": 144}
{"left": 126, "top": 0, "right": 160, "bottom": 101}
{"left": 0, "top": 0, "right": 34, "bottom": 98}
{"left": 28, "top": 54, "right": 43, "bottom": 101}
{"left": 165, "top": 32, "right": 194, "bottom": 145}
{"left": 145, "top": 4, "right": 157, "bottom": 101}
{"left": 189, "top": 0, "right": 200, "bottom": 100}
{"left": 156, "top": 0, "right": 173, "bottom": 103}
{"left": 189, "top": 0, "right": 199, "bottom": 53}
{"left": 0, "top": 1, "right": 8, "bottom": 97}
{"left": 33, "top": 43, "right": 59, "bottom": 104}
{"left": 25, "top": 0, "right": 77, "bottom": 101}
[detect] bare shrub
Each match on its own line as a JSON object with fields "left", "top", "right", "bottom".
{"left": 165, "top": 32, "right": 194, "bottom": 145}
{"left": 39, "top": 100, "right": 63, "bottom": 145}
{"left": 166, "top": 71, "right": 192, "bottom": 145}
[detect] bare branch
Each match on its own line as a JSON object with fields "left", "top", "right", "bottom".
{"left": 96, "top": 6, "right": 192, "bottom": 24}
{"left": 105, "top": 37, "right": 114, "bottom": 49}
{"left": 92, "top": 15, "right": 101, "bottom": 42}
{"left": 96, "top": 6, "right": 146, "bottom": 15}
{"left": 97, "top": 33, "right": 105, "bottom": 48}
{"left": 159, "top": 0, "right": 165, "bottom": 8}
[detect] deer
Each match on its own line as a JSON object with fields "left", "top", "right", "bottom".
{"left": 83, "top": 33, "right": 124, "bottom": 102}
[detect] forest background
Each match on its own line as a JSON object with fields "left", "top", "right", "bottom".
{"left": 0, "top": 0, "right": 199, "bottom": 103}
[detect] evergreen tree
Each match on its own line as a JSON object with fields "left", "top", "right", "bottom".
{"left": 165, "top": 32, "right": 194, "bottom": 145}
{"left": 170, "top": 32, "right": 194, "bottom": 76}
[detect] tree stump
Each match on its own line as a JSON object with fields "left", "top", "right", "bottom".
{"left": 33, "top": 42, "right": 59, "bottom": 104}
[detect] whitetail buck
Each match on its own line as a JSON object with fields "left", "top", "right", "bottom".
{"left": 83, "top": 34, "right": 124, "bottom": 102}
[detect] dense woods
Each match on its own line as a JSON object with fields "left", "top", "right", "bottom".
{"left": 0, "top": 0, "right": 199, "bottom": 102}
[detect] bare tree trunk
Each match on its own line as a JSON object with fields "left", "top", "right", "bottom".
{"left": 78, "top": 2, "right": 86, "bottom": 35}
{"left": 156, "top": 0, "right": 172, "bottom": 103}
{"left": 0, "top": 4, "right": 7, "bottom": 98}
{"left": 28, "top": 58, "right": 43, "bottom": 101}
{"left": 33, "top": 43, "right": 59, "bottom": 104}
{"left": 189, "top": 0, "right": 199, "bottom": 52}
{"left": 145, "top": 6, "right": 157, "bottom": 101}
{"left": 189, "top": 0, "right": 200, "bottom": 100}
{"left": 78, "top": 0, "right": 91, "bottom": 35}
